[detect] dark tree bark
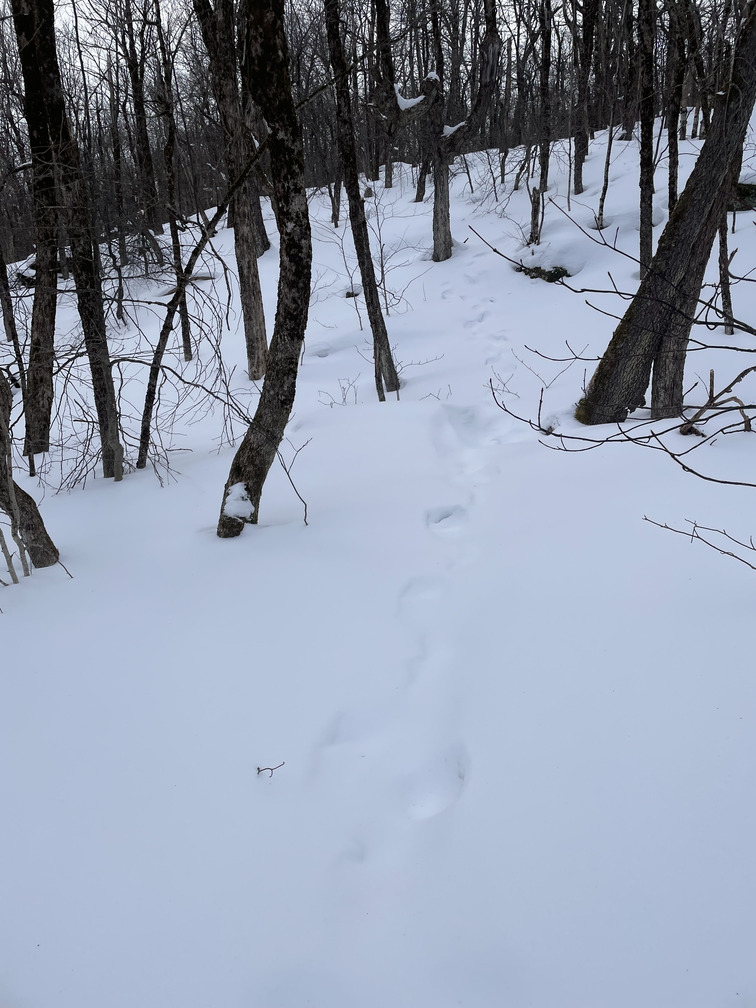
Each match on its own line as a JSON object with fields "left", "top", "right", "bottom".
{"left": 529, "top": 0, "right": 552, "bottom": 244}
{"left": 666, "top": 10, "right": 687, "bottom": 212}
{"left": 13, "top": 0, "right": 124, "bottom": 478}
{"left": 571, "top": 0, "right": 599, "bottom": 196}
{"left": 12, "top": 0, "right": 123, "bottom": 479}
{"left": 217, "top": 0, "right": 312, "bottom": 537}
{"left": 638, "top": 0, "right": 655, "bottom": 276}
{"left": 0, "top": 371, "right": 58, "bottom": 569}
{"left": 10, "top": 0, "right": 57, "bottom": 457}
{"left": 324, "top": 0, "right": 400, "bottom": 400}
{"left": 121, "top": 0, "right": 162, "bottom": 232}
{"left": 575, "top": 0, "right": 756, "bottom": 426}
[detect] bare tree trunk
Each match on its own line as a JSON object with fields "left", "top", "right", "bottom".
{"left": 11, "top": 0, "right": 57, "bottom": 458}
{"left": 718, "top": 213, "right": 735, "bottom": 335}
{"left": 0, "top": 372, "right": 58, "bottom": 568}
{"left": 155, "top": 7, "right": 193, "bottom": 362}
{"left": 431, "top": 0, "right": 501, "bottom": 261}
{"left": 666, "top": 10, "right": 686, "bottom": 212}
{"left": 575, "top": 1, "right": 756, "bottom": 426}
{"left": 12, "top": 0, "right": 123, "bottom": 478}
{"left": 324, "top": 0, "right": 399, "bottom": 399}
{"left": 572, "top": 0, "right": 598, "bottom": 196}
{"left": 217, "top": 0, "right": 312, "bottom": 537}
{"left": 638, "top": 0, "right": 655, "bottom": 276}
{"left": 122, "top": 0, "right": 163, "bottom": 233}
{"left": 193, "top": 0, "right": 268, "bottom": 380}
{"left": 529, "top": 0, "right": 552, "bottom": 244}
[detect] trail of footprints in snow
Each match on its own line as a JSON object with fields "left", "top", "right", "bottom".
{"left": 311, "top": 271, "right": 510, "bottom": 870}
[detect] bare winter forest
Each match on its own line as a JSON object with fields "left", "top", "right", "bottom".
{"left": 4, "top": 2, "right": 756, "bottom": 1005}
{"left": 1, "top": 0, "right": 754, "bottom": 567}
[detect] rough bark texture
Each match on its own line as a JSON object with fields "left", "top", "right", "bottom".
{"left": 35, "top": 0, "right": 123, "bottom": 478}
{"left": 324, "top": 0, "right": 400, "bottom": 399}
{"left": 638, "top": 0, "right": 655, "bottom": 276}
{"left": 11, "top": 0, "right": 57, "bottom": 457}
{"left": 193, "top": 0, "right": 267, "bottom": 380}
{"left": 0, "top": 372, "right": 58, "bottom": 568}
{"left": 667, "top": 13, "right": 686, "bottom": 212}
{"left": 216, "top": 0, "right": 312, "bottom": 538}
{"left": 572, "top": 0, "right": 598, "bottom": 195}
{"left": 575, "top": 2, "right": 756, "bottom": 426}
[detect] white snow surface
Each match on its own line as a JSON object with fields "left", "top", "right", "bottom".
{"left": 3, "top": 124, "right": 756, "bottom": 1008}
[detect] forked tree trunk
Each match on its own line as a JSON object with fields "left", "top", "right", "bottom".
{"left": 575, "top": 0, "right": 756, "bottom": 426}
{"left": 217, "top": 0, "right": 312, "bottom": 537}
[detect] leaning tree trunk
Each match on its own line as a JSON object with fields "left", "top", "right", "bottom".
{"left": 217, "top": 0, "right": 312, "bottom": 538}
{"left": 0, "top": 371, "right": 58, "bottom": 569}
{"left": 575, "top": 0, "right": 756, "bottom": 426}
{"left": 324, "top": 0, "right": 399, "bottom": 400}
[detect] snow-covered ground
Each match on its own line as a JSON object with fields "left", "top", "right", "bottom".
{"left": 3, "top": 124, "right": 756, "bottom": 1007}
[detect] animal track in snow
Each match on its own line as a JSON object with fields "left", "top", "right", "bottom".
{"left": 425, "top": 505, "right": 469, "bottom": 536}
{"left": 308, "top": 342, "right": 334, "bottom": 358}
{"left": 431, "top": 405, "right": 502, "bottom": 484}
{"left": 463, "top": 310, "right": 489, "bottom": 330}
{"left": 402, "top": 742, "right": 470, "bottom": 820}
{"left": 397, "top": 575, "right": 445, "bottom": 627}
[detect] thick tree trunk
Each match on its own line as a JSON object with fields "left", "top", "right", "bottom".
{"left": 0, "top": 372, "right": 58, "bottom": 568}
{"left": 217, "top": 0, "right": 312, "bottom": 537}
{"left": 11, "top": 0, "right": 57, "bottom": 457}
{"left": 575, "top": 2, "right": 756, "bottom": 426}
{"left": 324, "top": 0, "right": 399, "bottom": 399}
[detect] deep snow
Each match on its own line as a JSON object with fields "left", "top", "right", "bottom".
{"left": 2, "top": 124, "right": 756, "bottom": 1007}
